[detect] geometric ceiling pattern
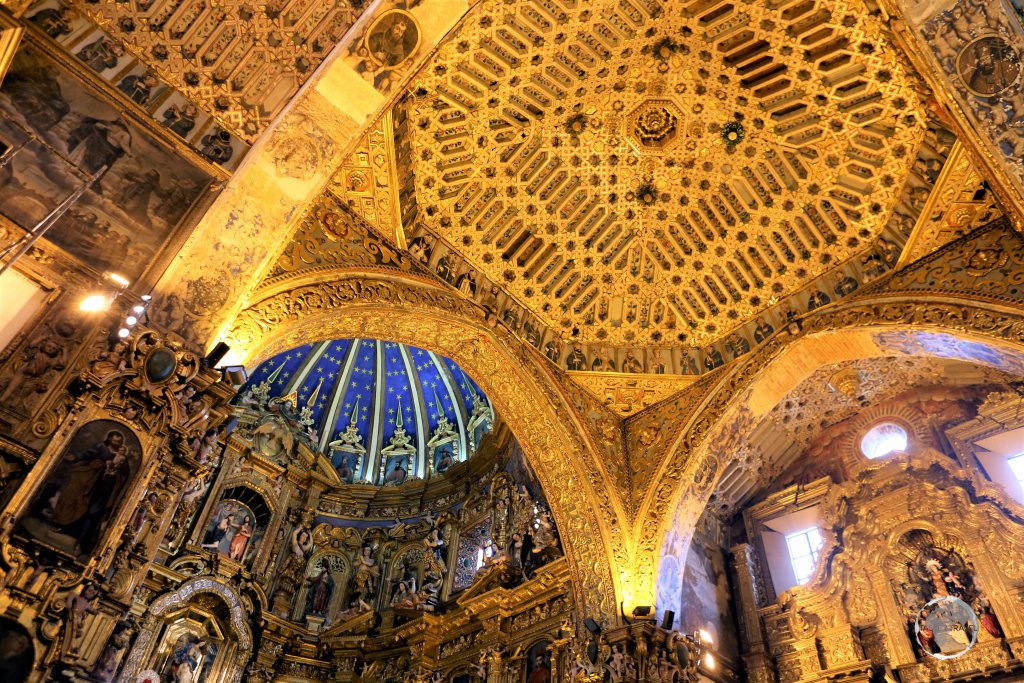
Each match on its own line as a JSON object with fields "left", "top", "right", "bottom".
{"left": 241, "top": 339, "right": 494, "bottom": 485}
{"left": 401, "top": 0, "right": 927, "bottom": 347}
{"left": 70, "top": 0, "right": 366, "bottom": 139}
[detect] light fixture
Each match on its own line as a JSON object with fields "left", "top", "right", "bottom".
{"left": 117, "top": 328, "right": 131, "bottom": 338}
{"left": 698, "top": 629, "right": 713, "bottom": 645}
{"left": 132, "top": 305, "right": 145, "bottom": 314}
{"left": 141, "top": 294, "right": 152, "bottom": 302}
{"left": 126, "top": 315, "right": 138, "bottom": 326}
{"left": 105, "top": 272, "right": 130, "bottom": 287}
{"left": 703, "top": 653, "right": 715, "bottom": 670}
{"left": 631, "top": 605, "right": 652, "bottom": 618}
{"left": 79, "top": 294, "right": 111, "bottom": 312}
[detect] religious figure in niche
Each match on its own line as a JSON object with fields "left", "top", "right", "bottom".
{"left": 350, "top": 545, "right": 380, "bottom": 608}
{"left": 17, "top": 420, "right": 138, "bottom": 559}
{"left": 335, "top": 454, "right": 355, "bottom": 484}
{"left": 526, "top": 641, "right": 553, "bottom": 683}
{"left": 166, "top": 634, "right": 206, "bottom": 683}
{"left": 305, "top": 560, "right": 334, "bottom": 617}
{"left": 200, "top": 500, "right": 258, "bottom": 561}
{"left": 565, "top": 345, "right": 587, "bottom": 371}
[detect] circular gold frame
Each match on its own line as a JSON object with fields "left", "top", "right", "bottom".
{"left": 955, "top": 34, "right": 1021, "bottom": 97}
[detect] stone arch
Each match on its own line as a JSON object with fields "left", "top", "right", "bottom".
{"left": 221, "top": 272, "right": 626, "bottom": 620}
{"left": 647, "top": 295, "right": 1024, "bottom": 615}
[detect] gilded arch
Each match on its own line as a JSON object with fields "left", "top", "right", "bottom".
{"left": 221, "top": 271, "right": 627, "bottom": 621}
{"left": 644, "top": 294, "right": 1024, "bottom": 613}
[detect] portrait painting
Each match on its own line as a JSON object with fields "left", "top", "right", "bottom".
{"left": 200, "top": 499, "right": 259, "bottom": 563}
{"left": 383, "top": 454, "right": 410, "bottom": 485}
{"left": 433, "top": 441, "right": 455, "bottom": 475}
{"left": 524, "top": 641, "right": 552, "bottom": 683}
{"left": 0, "top": 618, "right": 33, "bottom": 682}
{"left": 956, "top": 36, "right": 1021, "bottom": 96}
{"left": 365, "top": 11, "right": 419, "bottom": 69}
{"left": 0, "top": 44, "right": 214, "bottom": 280}
{"left": 334, "top": 452, "right": 356, "bottom": 484}
{"left": 17, "top": 420, "right": 140, "bottom": 559}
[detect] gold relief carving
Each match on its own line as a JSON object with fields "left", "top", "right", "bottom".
{"left": 897, "top": 142, "right": 1002, "bottom": 268}
{"left": 223, "top": 274, "right": 626, "bottom": 620}
{"left": 327, "top": 112, "right": 405, "bottom": 247}
{"left": 401, "top": 0, "right": 926, "bottom": 349}
{"left": 67, "top": 0, "right": 367, "bottom": 139}
{"left": 565, "top": 372, "right": 696, "bottom": 417}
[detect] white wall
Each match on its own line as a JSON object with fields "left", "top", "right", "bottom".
{"left": 761, "top": 505, "right": 822, "bottom": 597}
{"left": 0, "top": 269, "right": 47, "bottom": 353}
{"left": 975, "top": 427, "right": 1024, "bottom": 504}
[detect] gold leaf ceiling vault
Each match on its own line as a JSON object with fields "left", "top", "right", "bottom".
{"left": 398, "top": 0, "right": 928, "bottom": 348}
{"left": 69, "top": 0, "right": 368, "bottom": 139}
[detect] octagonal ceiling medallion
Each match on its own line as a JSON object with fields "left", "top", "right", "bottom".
{"left": 400, "top": 0, "right": 927, "bottom": 348}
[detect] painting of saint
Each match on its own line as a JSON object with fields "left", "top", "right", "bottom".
{"left": 200, "top": 499, "right": 258, "bottom": 562}
{"left": 956, "top": 36, "right": 1021, "bottom": 96}
{"left": 524, "top": 641, "right": 552, "bottom": 683}
{"left": 335, "top": 453, "right": 355, "bottom": 484}
{"left": 384, "top": 455, "right": 409, "bottom": 485}
{"left": 0, "top": 618, "right": 33, "bottom": 682}
{"left": 434, "top": 443, "right": 455, "bottom": 475}
{"left": 365, "top": 11, "right": 419, "bottom": 69}
{"left": 0, "top": 45, "right": 213, "bottom": 279}
{"left": 16, "top": 420, "right": 139, "bottom": 559}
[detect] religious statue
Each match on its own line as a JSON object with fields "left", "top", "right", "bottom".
{"left": 63, "top": 583, "right": 99, "bottom": 658}
{"left": 351, "top": 545, "right": 380, "bottom": 607}
{"left": 305, "top": 561, "right": 334, "bottom": 617}
{"left": 91, "top": 618, "right": 135, "bottom": 682}
{"left": 168, "top": 635, "right": 206, "bottom": 683}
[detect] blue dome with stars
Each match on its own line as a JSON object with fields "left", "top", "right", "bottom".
{"left": 241, "top": 339, "right": 495, "bottom": 486}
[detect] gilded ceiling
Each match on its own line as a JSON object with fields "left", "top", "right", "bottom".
{"left": 398, "top": 0, "right": 928, "bottom": 348}
{"left": 68, "top": 0, "right": 367, "bottom": 139}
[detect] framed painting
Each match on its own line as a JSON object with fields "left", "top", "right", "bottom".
{"left": 0, "top": 42, "right": 216, "bottom": 281}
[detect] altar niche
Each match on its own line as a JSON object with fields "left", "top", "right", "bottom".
{"left": 13, "top": 418, "right": 142, "bottom": 561}
{"left": 198, "top": 486, "right": 271, "bottom": 566}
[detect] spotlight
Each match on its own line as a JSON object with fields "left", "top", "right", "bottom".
{"left": 698, "top": 629, "right": 713, "bottom": 645}
{"left": 222, "top": 365, "right": 248, "bottom": 386}
{"left": 106, "top": 272, "right": 130, "bottom": 287}
{"left": 631, "top": 605, "right": 652, "bottom": 618}
{"left": 126, "top": 316, "right": 138, "bottom": 326}
{"left": 141, "top": 294, "right": 152, "bottom": 302}
{"left": 79, "top": 294, "right": 111, "bottom": 312}
{"left": 117, "top": 328, "right": 130, "bottom": 338}
{"left": 703, "top": 653, "right": 715, "bottom": 670}
{"left": 583, "top": 618, "right": 602, "bottom": 635}
{"left": 660, "top": 610, "right": 675, "bottom": 630}
{"left": 132, "top": 305, "right": 145, "bottom": 314}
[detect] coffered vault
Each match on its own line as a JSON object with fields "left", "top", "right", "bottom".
{"left": 397, "top": 0, "right": 927, "bottom": 347}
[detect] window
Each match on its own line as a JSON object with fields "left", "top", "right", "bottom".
{"left": 1008, "top": 454, "right": 1024, "bottom": 493}
{"left": 860, "top": 421, "right": 909, "bottom": 459}
{"left": 785, "top": 527, "right": 823, "bottom": 585}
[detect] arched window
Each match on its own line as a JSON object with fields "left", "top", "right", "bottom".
{"left": 860, "top": 421, "right": 909, "bottom": 459}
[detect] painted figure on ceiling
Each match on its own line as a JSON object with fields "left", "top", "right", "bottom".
{"left": 67, "top": 117, "right": 131, "bottom": 184}
{"left": 76, "top": 37, "right": 124, "bottom": 73}
{"left": 117, "top": 73, "right": 159, "bottom": 106}
{"left": 29, "top": 7, "right": 73, "bottom": 38}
